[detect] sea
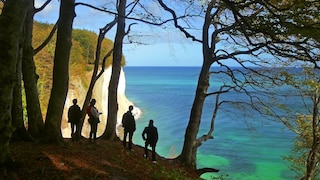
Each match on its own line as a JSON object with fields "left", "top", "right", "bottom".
{"left": 123, "top": 66, "right": 298, "bottom": 180}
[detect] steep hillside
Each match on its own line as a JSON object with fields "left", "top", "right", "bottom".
{"left": 8, "top": 139, "right": 200, "bottom": 179}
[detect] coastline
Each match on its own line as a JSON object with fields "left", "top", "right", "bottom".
{"left": 61, "top": 66, "right": 142, "bottom": 138}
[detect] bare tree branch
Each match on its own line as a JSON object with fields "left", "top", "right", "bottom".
{"left": 34, "top": 0, "right": 51, "bottom": 14}
{"left": 33, "top": 20, "right": 58, "bottom": 55}
{"left": 157, "top": 0, "right": 202, "bottom": 43}
{"left": 75, "top": 2, "right": 187, "bottom": 27}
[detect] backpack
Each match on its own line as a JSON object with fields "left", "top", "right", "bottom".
{"left": 86, "top": 106, "right": 92, "bottom": 117}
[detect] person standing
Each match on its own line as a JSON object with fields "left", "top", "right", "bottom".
{"left": 87, "top": 99, "right": 101, "bottom": 143}
{"left": 142, "top": 119, "right": 158, "bottom": 163}
{"left": 68, "top": 99, "right": 81, "bottom": 142}
{"left": 122, "top": 105, "right": 136, "bottom": 150}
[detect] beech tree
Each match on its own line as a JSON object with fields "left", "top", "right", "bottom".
{"left": 157, "top": 0, "right": 320, "bottom": 174}
{"left": 0, "top": 0, "right": 30, "bottom": 170}
{"left": 77, "top": 18, "right": 116, "bottom": 136}
{"left": 278, "top": 67, "right": 320, "bottom": 180}
{"left": 73, "top": 1, "right": 158, "bottom": 140}
{"left": 1, "top": 0, "right": 54, "bottom": 144}
{"left": 158, "top": 0, "right": 273, "bottom": 170}
{"left": 9, "top": 0, "right": 51, "bottom": 141}
{"left": 104, "top": 0, "right": 127, "bottom": 140}
{"left": 71, "top": 2, "right": 136, "bottom": 139}
{"left": 256, "top": 1, "right": 320, "bottom": 178}
{"left": 44, "top": 0, "right": 75, "bottom": 142}
{"left": 21, "top": 0, "right": 51, "bottom": 139}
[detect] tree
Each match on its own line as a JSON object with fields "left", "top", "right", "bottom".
{"left": 105, "top": 0, "right": 127, "bottom": 140}
{"left": 275, "top": 67, "right": 320, "bottom": 180}
{"left": 72, "top": 2, "right": 119, "bottom": 138}
{"left": 157, "top": 0, "right": 266, "bottom": 169}
{"left": 157, "top": 0, "right": 320, "bottom": 172}
{"left": 269, "top": 0, "right": 320, "bottom": 42}
{"left": 44, "top": 0, "right": 75, "bottom": 142}
{"left": 1, "top": 0, "right": 55, "bottom": 143}
{"left": 74, "top": 1, "right": 136, "bottom": 140}
{"left": 77, "top": 19, "right": 116, "bottom": 137}
{"left": 0, "top": 0, "right": 30, "bottom": 169}
{"left": 260, "top": 1, "right": 320, "bottom": 178}
{"left": 20, "top": 0, "right": 46, "bottom": 139}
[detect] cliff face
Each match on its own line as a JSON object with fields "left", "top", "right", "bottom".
{"left": 61, "top": 67, "right": 141, "bottom": 138}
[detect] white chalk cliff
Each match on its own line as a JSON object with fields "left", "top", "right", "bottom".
{"left": 61, "top": 66, "right": 141, "bottom": 138}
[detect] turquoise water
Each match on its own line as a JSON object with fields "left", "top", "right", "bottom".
{"left": 124, "top": 67, "right": 296, "bottom": 180}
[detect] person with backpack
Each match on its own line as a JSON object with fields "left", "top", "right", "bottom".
{"left": 68, "top": 99, "right": 81, "bottom": 142}
{"left": 87, "top": 99, "right": 101, "bottom": 143}
{"left": 122, "top": 105, "right": 136, "bottom": 150}
{"left": 142, "top": 119, "right": 158, "bottom": 163}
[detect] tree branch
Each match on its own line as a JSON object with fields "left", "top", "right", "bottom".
{"left": 157, "top": 0, "right": 202, "bottom": 43}
{"left": 75, "top": 2, "right": 185, "bottom": 27}
{"left": 196, "top": 168, "right": 219, "bottom": 176}
{"left": 34, "top": 0, "right": 51, "bottom": 14}
{"left": 33, "top": 20, "right": 58, "bottom": 55}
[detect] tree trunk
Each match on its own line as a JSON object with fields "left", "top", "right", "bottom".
{"left": 22, "top": 0, "right": 44, "bottom": 139}
{"left": 11, "top": 42, "right": 23, "bottom": 133}
{"left": 44, "top": 0, "right": 75, "bottom": 142}
{"left": 303, "top": 96, "right": 320, "bottom": 180}
{"left": 178, "top": 2, "right": 214, "bottom": 169}
{"left": 11, "top": 39, "right": 32, "bottom": 141}
{"left": 304, "top": 149, "right": 318, "bottom": 180}
{"left": 78, "top": 28, "right": 110, "bottom": 137}
{"left": 104, "top": 0, "right": 126, "bottom": 140}
{"left": 0, "top": 0, "right": 29, "bottom": 166}
{"left": 179, "top": 63, "right": 211, "bottom": 168}
{"left": 78, "top": 20, "right": 116, "bottom": 138}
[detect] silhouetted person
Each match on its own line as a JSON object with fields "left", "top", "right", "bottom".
{"left": 122, "top": 105, "right": 136, "bottom": 150}
{"left": 68, "top": 99, "right": 81, "bottom": 142}
{"left": 142, "top": 119, "right": 158, "bottom": 163}
{"left": 87, "top": 99, "right": 101, "bottom": 143}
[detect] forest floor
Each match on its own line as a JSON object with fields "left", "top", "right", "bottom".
{"left": 5, "top": 138, "right": 200, "bottom": 180}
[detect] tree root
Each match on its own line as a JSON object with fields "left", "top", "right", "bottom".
{"left": 196, "top": 167, "right": 219, "bottom": 176}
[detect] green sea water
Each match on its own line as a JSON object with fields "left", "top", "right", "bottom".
{"left": 124, "top": 67, "right": 297, "bottom": 180}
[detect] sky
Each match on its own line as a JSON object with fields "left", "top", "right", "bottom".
{"left": 34, "top": 0, "right": 204, "bottom": 67}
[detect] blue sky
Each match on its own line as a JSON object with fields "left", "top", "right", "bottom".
{"left": 34, "top": 0, "right": 204, "bottom": 67}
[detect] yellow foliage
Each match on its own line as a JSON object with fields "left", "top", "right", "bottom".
{"left": 0, "top": 1, "right": 3, "bottom": 15}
